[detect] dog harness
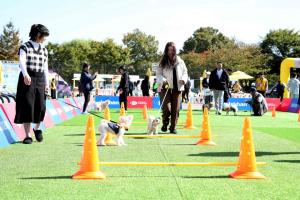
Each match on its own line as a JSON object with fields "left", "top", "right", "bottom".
{"left": 108, "top": 122, "right": 120, "bottom": 134}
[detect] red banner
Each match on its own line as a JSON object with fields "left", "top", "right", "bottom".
{"left": 127, "top": 96, "right": 153, "bottom": 108}
{"left": 266, "top": 98, "right": 292, "bottom": 112}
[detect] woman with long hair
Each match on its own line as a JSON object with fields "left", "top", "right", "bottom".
{"left": 156, "top": 42, "right": 188, "bottom": 134}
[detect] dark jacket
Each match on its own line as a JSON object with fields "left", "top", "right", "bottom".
{"left": 208, "top": 68, "right": 230, "bottom": 90}
{"left": 118, "top": 71, "right": 129, "bottom": 92}
{"left": 80, "top": 70, "right": 97, "bottom": 93}
{"left": 202, "top": 78, "right": 209, "bottom": 88}
{"left": 141, "top": 79, "right": 150, "bottom": 96}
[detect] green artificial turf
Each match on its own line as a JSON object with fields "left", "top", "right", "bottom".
{"left": 0, "top": 109, "right": 299, "bottom": 200}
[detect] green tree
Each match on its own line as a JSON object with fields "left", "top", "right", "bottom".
{"left": 181, "top": 27, "right": 233, "bottom": 53}
{"left": 90, "top": 39, "right": 130, "bottom": 74}
{"left": 123, "top": 29, "right": 159, "bottom": 75}
{"left": 47, "top": 39, "right": 130, "bottom": 83}
{"left": 260, "top": 29, "right": 300, "bottom": 74}
{"left": 181, "top": 42, "right": 270, "bottom": 83}
{"left": 0, "top": 21, "right": 21, "bottom": 60}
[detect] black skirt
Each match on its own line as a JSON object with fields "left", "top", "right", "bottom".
{"left": 14, "top": 71, "right": 46, "bottom": 124}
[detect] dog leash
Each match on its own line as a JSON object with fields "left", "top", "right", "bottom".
{"left": 156, "top": 84, "right": 170, "bottom": 116}
{"left": 45, "top": 94, "right": 118, "bottom": 123}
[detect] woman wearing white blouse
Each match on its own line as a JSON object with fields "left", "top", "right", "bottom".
{"left": 14, "top": 24, "right": 50, "bottom": 144}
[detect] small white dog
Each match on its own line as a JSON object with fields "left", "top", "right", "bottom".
{"left": 97, "top": 115, "right": 134, "bottom": 146}
{"left": 147, "top": 115, "right": 161, "bottom": 135}
{"left": 92, "top": 100, "right": 110, "bottom": 111}
{"left": 223, "top": 103, "right": 238, "bottom": 116}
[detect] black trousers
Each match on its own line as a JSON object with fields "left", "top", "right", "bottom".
{"left": 51, "top": 89, "right": 56, "bottom": 99}
{"left": 83, "top": 91, "right": 91, "bottom": 112}
{"left": 277, "top": 92, "right": 284, "bottom": 102}
{"left": 14, "top": 71, "right": 46, "bottom": 124}
{"left": 119, "top": 91, "right": 128, "bottom": 111}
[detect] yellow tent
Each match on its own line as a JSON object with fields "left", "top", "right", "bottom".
{"left": 229, "top": 71, "right": 253, "bottom": 80}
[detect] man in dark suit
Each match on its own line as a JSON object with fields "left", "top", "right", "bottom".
{"left": 208, "top": 61, "right": 230, "bottom": 115}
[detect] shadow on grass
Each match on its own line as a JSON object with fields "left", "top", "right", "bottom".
{"left": 274, "top": 160, "right": 300, "bottom": 163}
{"left": 188, "top": 151, "right": 300, "bottom": 157}
{"left": 64, "top": 134, "right": 85, "bottom": 136}
{"left": 20, "top": 176, "right": 71, "bottom": 180}
{"left": 182, "top": 175, "right": 229, "bottom": 179}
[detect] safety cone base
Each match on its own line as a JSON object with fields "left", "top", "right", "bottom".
{"left": 72, "top": 170, "right": 106, "bottom": 180}
{"left": 184, "top": 125, "right": 196, "bottom": 129}
{"left": 195, "top": 139, "right": 216, "bottom": 146}
{"left": 229, "top": 170, "right": 265, "bottom": 179}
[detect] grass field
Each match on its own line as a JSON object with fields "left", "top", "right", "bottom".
{"left": 1, "top": 109, "right": 300, "bottom": 200}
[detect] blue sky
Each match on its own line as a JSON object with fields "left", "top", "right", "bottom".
{"left": 1, "top": 0, "right": 300, "bottom": 51}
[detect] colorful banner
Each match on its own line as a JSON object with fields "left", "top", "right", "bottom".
{"left": 46, "top": 100, "right": 62, "bottom": 124}
{"left": 51, "top": 99, "right": 68, "bottom": 121}
{"left": 66, "top": 98, "right": 80, "bottom": 115}
{"left": 95, "top": 96, "right": 120, "bottom": 108}
{"left": 0, "top": 108, "right": 18, "bottom": 147}
{"left": 228, "top": 98, "right": 251, "bottom": 111}
{"left": 152, "top": 97, "right": 160, "bottom": 109}
{"left": 58, "top": 100, "right": 74, "bottom": 119}
{"left": 276, "top": 98, "right": 292, "bottom": 112}
{"left": 127, "top": 96, "right": 153, "bottom": 108}
{"left": 287, "top": 98, "right": 300, "bottom": 113}
{"left": 0, "top": 102, "right": 26, "bottom": 140}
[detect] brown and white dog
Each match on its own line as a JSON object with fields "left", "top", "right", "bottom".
{"left": 223, "top": 103, "right": 238, "bottom": 116}
{"left": 147, "top": 115, "right": 161, "bottom": 135}
{"left": 202, "top": 102, "right": 214, "bottom": 113}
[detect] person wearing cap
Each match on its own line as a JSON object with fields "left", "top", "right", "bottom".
{"left": 208, "top": 61, "right": 230, "bottom": 115}
{"left": 246, "top": 87, "right": 268, "bottom": 116}
{"left": 14, "top": 24, "right": 50, "bottom": 144}
{"left": 255, "top": 72, "right": 268, "bottom": 97}
{"left": 117, "top": 66, "right": 129, "bottom": 111}
{"left": 80, "top": 62, "right": 97, "bottom": 114}
{"left": 156, "top": 42, "right": 188, "bottom": 134}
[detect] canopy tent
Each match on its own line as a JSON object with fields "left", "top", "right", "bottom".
{"left": 229, "top": 71, "right": 254, "bottom": 80}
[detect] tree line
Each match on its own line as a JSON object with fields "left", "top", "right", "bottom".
{"left": 1, "top": 21, "right": 300, "bottom": 85}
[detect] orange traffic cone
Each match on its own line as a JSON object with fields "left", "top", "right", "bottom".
{"left": 142, "top": 104, "right": 148, "bottom": 120}
{"left": 195, "top": 107, "right": 216, "bottom": 145}
{"left": 184, "top": 102, "right": 196, "bottom": 129}
{"left": 272, "top": 107, "right": 276, "bottom": 118}
{"left": 104, "top": 107, "right": 116, "bottom": 145}
{"left": 73, "top": 115, "right": 106, "bottom": 180}
{"left": 298, "top": 110, "right": 300, "bottom": 122}
{"left": 230, "top": 117, "right": 265, "bottom": 179}
{"left": 120, "top": 102, "right": 126, "bottom": 116}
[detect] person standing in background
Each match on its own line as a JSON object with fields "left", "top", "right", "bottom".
{"left": 141, "top": 75, "right": 150, "bottom": 96}
{"left": 208, "top": 61, "right": 230, "bottom": 115}
{"left": 14, "top": 24, "right": 50, "bottom": 144}
{"left": 152, "top": 78, "right": 159, "bottom": 96}
{"left": 156, "top": 42, "right": 188, "bottom": 134}
{"left": 117, "top": 66, "right": 129, "bottom": 111}
{"left": 128, "top": 77, "right": 134, "bottom": 96}
{"left": 50, "top": 78, "right": 56, "bottom": 99}
{"left": 287, "top": 73, "right": 300, "bottom": 99}
{"left": 80, "top": 62, "right": 97, "bottom": 114}
{"left": 256, "top": 72, "right": 268, "bottom": 97}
